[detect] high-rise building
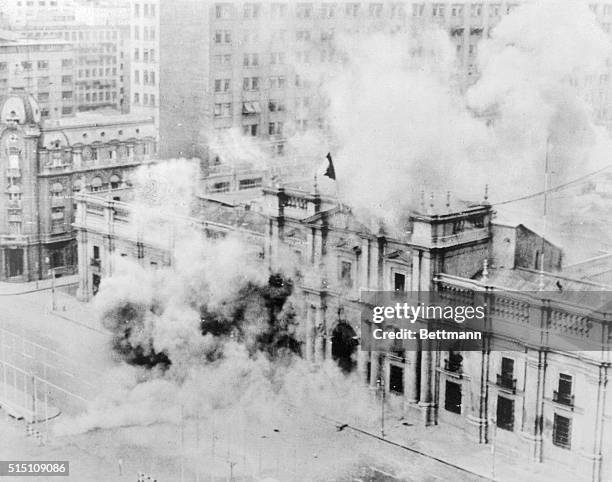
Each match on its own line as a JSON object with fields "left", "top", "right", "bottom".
{"left": 0, "top": 34, "right": 76, "bottom": 119}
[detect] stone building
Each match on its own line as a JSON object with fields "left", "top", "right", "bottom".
{"left": 73, "top": 179, "right": 612, "bottom": 480}
{"left": 0, "top": 90, "right": 156, "bottom": 282}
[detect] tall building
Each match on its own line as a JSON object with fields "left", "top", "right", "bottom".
{"left": 0, "top": 91, "right": 157, "bottom": 282}
{"left": 0, "top": 0, "right": 77, "bottom": 28}
{"left": 126, "top": 1, "right": 525, "bottom": 163}
{"left": 19, "top": 25, "right": 125, "bottom": 112}
{"left": 0, "top": 34, "right": 76, "bottom": 119}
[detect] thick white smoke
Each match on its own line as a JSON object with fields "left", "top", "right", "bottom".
{"left": 324, "top": 0, "right": 612, "bottom": 230}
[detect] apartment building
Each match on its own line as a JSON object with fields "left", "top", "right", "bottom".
{"left": 19, "top": 25, "right": 124, "bottom": 112}
{"left": 0, "top": 35, "right": 76, "bottom": 119}
{"left": 0, "top": 0, "right": 77, "bottom": 28}
{"left": 127, "top": 1, "right": 525, "bottom": 163}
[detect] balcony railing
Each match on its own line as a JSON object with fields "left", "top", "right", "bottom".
{"left": 553, "top": 390, "right": 574, "bottom": 407}
{"left": 444, "top": 358, "right": 463, "bottom": 374}
{"left": 496, "top": 374, "right": 517, "bottom": 392}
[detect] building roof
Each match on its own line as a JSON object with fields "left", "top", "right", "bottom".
{"left": 476, "top": 266, "right": 612, "bottom": 291}
{"left": 0, "top": 91, "right": 41, "bottom": 125}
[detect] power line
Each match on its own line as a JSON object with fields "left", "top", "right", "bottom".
{"left": 491, "top": 164, "right": 612, "bottom": 207}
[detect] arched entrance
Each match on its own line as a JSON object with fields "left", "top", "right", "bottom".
{"left": 331, "top": 322, "right": 358, "bottom": 373}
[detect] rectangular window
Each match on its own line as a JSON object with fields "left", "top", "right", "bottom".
{"left": 445, "top": 381, "right": 461, "bottom": 413}
{"left": 340, "top": 260, "right": 352, "bottom": 287}
{"left": 239, "top": 177, "right": 263, "bottom": 189}
{"left": 389, "top": 365, "right": 404, "bottom": 394}
{"left": 496, "top": 396, "right": 514, "bottom": 431}
{"left": 553, "top": 414, "right": 571, "bottom": 449}
{"left": 296, "top": 3, "right": 313, "bottom": 18}
{"left": 394, "top": 272, "right": 405, "bottom": 291}
{"left": 271, "top": 3, "right": 287, "bottom": 18}
{"left": 554, "top": 374, "right": 574, "bottom": 406}
{"left": 37, "top": 60, "right": 48, "bottom": 69}
{"left": 242, "top": 124, "right": 258, "bottom": 136}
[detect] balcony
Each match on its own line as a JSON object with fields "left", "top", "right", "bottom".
{"left": 444, "top": 358, "right": 463, "bottom": 377}
{"left": 553, "top": 391, "right": 574, "bottom": 408}
{"left": 496, "top": 374, "right": 517, "bottom": 393}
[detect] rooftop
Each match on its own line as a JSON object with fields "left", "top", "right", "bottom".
{"left": 42, "top": 110, "right": 154, "bottom": 129}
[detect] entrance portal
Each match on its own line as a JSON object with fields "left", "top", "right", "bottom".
{"left": 331, "top": 322, "right": 358, "bottom": 373}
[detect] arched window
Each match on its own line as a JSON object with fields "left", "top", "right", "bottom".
{"left": 72, "top": 180, "right": 82, "bottom": 193}
{"left": 110, "top": 174, "right": 121, "bottom": 190}
{"left": 90, "top": 177, "right": 103, "bottom": 192}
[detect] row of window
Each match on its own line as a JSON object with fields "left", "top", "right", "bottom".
{"left": 214, "top": 99, "right": 311, "bottom": 116}
{"left": 214, "top": 2, "right": 516, "bottom": 21}
{"left": 133, "top": 70, "right": 156, "bottom": 86}
{"left": 133, "top": 2, "right": 156, "bottom": 18}
{"left": 133, "top": 25, "right": 156, "bottom": 41}
{"left": 133, "top": 92, "right": 156, "bottom": 106}
{"left": 78, "top": 68, "right": 117, "bottom": 78}
{"left": 214, "top": 75, "right": 314, "bottom": 92}
{"left": 78, "top": 91, "right": 118, "bottom": 103}
{"left": 133, "top": 48, "right": 156, "bottom": 63}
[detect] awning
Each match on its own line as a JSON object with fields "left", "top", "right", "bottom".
{"left": 110, "top": 174, "right": 121, "bottom": 184}
{"left": 91, "top": 177, "right": 103, "bottom": 188}
{"left": 242, "top": 101, "right": 261, "bottom": 114}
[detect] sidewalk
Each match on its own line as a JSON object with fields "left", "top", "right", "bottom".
{"left": 0, "top": 275, "right": 79, "bottom": 296}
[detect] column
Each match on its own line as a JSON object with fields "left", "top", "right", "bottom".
{"left": 521, "top": 350, "right": 546, "bottom": 462}
{"left": 314, "top": 306, "right": 326, "bottom": 363}
{"left": 369, "top": 351, "right": 381, "bottom": 388}
{"left": 419, "top": 341, "right": 435, "bottom": 425}
{"left": 76, "top": 229, "right": 89, "bottom": 301}
{"left": 403, "top": 349, "right": 420, "bottom": 404}
{"left": 357, "top": 345, "right": 368, "bottom": 384}
{"left": 304, "top": 304, "right": 314, "bottom": 363}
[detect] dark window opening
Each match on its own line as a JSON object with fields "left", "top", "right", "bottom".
{"left": 394, "top": 272, "right": 405, "bottom": 291}
{"left": 497, "top": 357, "right": 516, "bottom": 391}
{"left": 92, "top": 274, "right": 101, "bottom": 296}
{"left": 445, "top": 350, "right": 463, "bottom": 373}
{"left": 389, "top": 365, "right": 404, "bottom": 394}
{"left": 496, "top": 396, "right": 514, "bottom": 431}
{"left": 331, "top": 322, "right": 358, "bottom": 373}
{"left": 445, "top": 381, "right": 462, "bottom": 414}
{"left": 340, "top": 261, "right": 353, "bottom": 287}
{"left": 554, "top": 374, "right": 574, "bottom": 406}
{"left": 7, "top": 249, "right": 24, "bottom": 277}
{"left": 553, "top": 414, "right": 571, "bottom": 449}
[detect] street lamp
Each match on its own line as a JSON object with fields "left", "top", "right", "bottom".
{"left": 44, "top": 257, "right": 56, "bottom": 311}
{"left": 377, "top": 376, "right": 385, "bottom": 438}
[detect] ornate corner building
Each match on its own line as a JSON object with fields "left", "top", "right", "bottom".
{"left": 0, "top": 90, "right": 156, "bottom": 282}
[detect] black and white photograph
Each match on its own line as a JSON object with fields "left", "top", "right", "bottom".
{"left": 1, "top": 0, "right": 612, "bottom": 480}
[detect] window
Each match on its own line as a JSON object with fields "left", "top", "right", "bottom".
{"left": 471, "top": 3, "right": 483, "bottom": 17}
{"left": 214, "top": 78, "right": 231, "bottom": 92}
{"left": 243, "top": 77, "right": 259, "bottom": 91}
{"left": 268, "top": 76, "right": 284, "bottom": 89}
{"left": 214, "top": 102, "right": 232, "bottom": 117}
{"left": 389, "top": 365, "right": 404, "bottom": 394}
{"left": 270, "top": 52, "right": 285, "bottom": 65}
{"left": 239, "top": 177, "right": 263, "bottom": 189}
{"left": 243, "top": 53, "right": 259, "bottom": 67}
{"left": 93, "top": 245, "right": 100, "bottom": 260}
{"left": 37, "top": 60, "right": 48, "bottom": 69}
{"left": 21, "top": 61, "right": 32, "bottom": 70}
{"left": 296, "top": 3, "right": 313, "bottom": 18}
{"left": 394, "top": 272, "right": 405, "bottom": 292}
{"left": 412, "top": 3, "right": 424, "bottom": 16}
{"left": 214, "top": 30, "right": 231, "bottom": 44}
{"left": 110, "top": 174, "right": 120, "bottom": 189}
{"left": 497, "top": 357, "right": 516, "bottom": 391}
{"left": 62, "top": 75, "right": 72, "bottom": 84}
{"left": 61, "top": 59, "right": 73, "bottom": 68}
{"left": 271, "top": 3, "right": 287, "bottom": 18}
{"left": 496, "top": 396, "right": 514, "bottom": 431}
{"left": 268, "top": 121, "right": 283, "bottom": 136}
{"left": 296, "top": 51, "right": 310, "bottom": 64}
{"left": 243, "top": 3, "right": 260, "bottom": 18}
{"left": 553, "top": 414, "right": 571, "bottom": 449}
{"left": 62, "top": 106, "right": 73, "bottom": 115}
{"left": 215, "top": 3, "right": 231, "bottom": 18}
{"left": 242, "top": 124, "right": 258, "bottom": 136}
{"left": 38, "top": 92, "right": 49, "bottom": 102}
{"left": 62, "top": 91, "right": 73, "bottom": 100}
{"left": 320, "top": 3, "right": 335, "bottom": 18}
{"left": 214, "top": 54, "right": 232, "bottom": 65}
{"left": 451, "top": 4, "right": 463, "bottom": 16}
{"left": 432, "top": 3, "right": 445, "bottom": 17}
{"left": 268, "top": 100, "right": 285, "bottom": 112}
{"left": 369, "top": 3, "right": 383, "bottom": 17}
{"left": 134, "top": 3, "right": 140, "bottom": 16}
{"left": 339, "top": 260, "right": 352, "bottom": 287}
{"left": 554, "top": 374, "right": 573, "bottom": 406}
{"left": 345, "top": 3, "right": 359, "bottom": 16}
{"left": 445, "top": 381, "right": 461, "bottom": 413}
